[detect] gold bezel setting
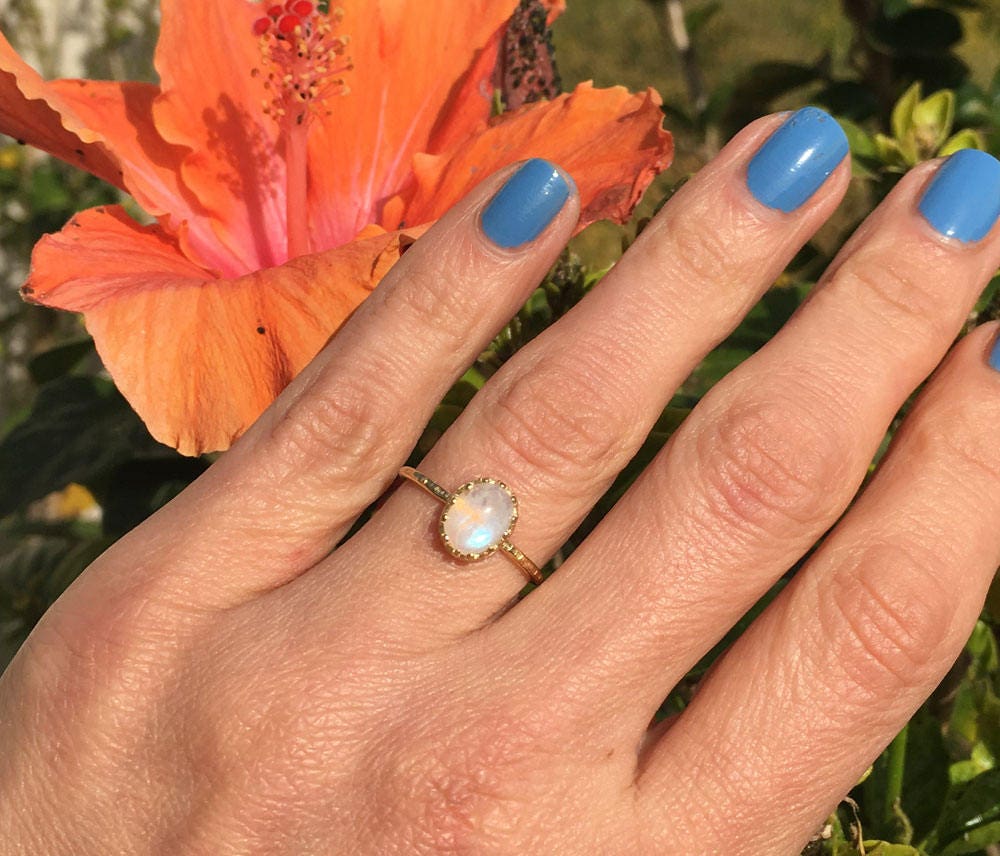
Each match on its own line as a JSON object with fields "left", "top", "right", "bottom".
{"left": 438, "top": 477, "right": 519, "bottom": 561}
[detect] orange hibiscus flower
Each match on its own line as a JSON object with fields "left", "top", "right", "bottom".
{"left": 0, "top": 0, "right": 672, "bottom": 455}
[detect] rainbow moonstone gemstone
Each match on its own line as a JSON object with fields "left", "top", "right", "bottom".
{"left": 440, "top": 479, "right": 518, "bottom": 559}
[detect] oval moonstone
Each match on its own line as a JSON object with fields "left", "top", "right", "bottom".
{"left": 441, "top": 480, "right": 516, "bottom": 557}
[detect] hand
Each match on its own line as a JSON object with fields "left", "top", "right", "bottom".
{"left": 3, "top": 108, "right": 1000, "bottom": 856}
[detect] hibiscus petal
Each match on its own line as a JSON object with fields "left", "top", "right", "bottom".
{"left": 47, "top": 78, "right": 235, "bottom": 275}
{"left": 0, "top": 31, "right": 123, "bottom": 187}
{"left": 390, "top": 81, "right": 674, "bottom": 231}
{"left": 151, "top": 0, "right": 288, "bottom": 276}
{"left": 24, "top": 206, "right": 409, "bottom": 456}
{"left": 0, "top": 30, "right": 241, "bottom": 276}
{"left": 308, "top": 0, "right": 522, "bottom": 247}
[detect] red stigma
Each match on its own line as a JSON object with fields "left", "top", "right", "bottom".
{"left": 290, "top": 0, "right": 314, "bottom": 15}
{"left": 266, "top": 4, "right": 284, "bottom": 16}
{"left": 252, "top": 16, "right": 271, "bottom": 35}
{"left": 277, "top": 13, "right": 301, "bottom": 34}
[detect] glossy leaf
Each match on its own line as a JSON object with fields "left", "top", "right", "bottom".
{"left": 0, "top": 375, "right": 165, "bottom": 516}
{"left": 892, "top": 82, "right": 923, "bottom": 141}
{"left": 939, "top": 128, "right": 985, "bottom": 157}
{"left": 911, "top": 89, "right": 955, "bottom": 153}
{"left": 27, "top": 337, "right": 96, "bottom": 384}
{"left": 861, "top": 844, "right": 921, "bottom": 856}
{"left": 924, "top": 769, "right": 1000, "bottom": 852}
{"left": 938, "top": 821, "right": 1000, "bottom": 856}
{"left": 870, "top": 8, "right": 963, "bottom": 57}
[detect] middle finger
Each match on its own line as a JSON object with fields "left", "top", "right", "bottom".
{"left": 502, "top": 148, "right": 1000, "bottom": 739}
{"left": 339, "top": 108, "right": 851, "bottom": 639}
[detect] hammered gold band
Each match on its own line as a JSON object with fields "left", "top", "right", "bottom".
{"left": 398, "top": 466, "right": 543, "bottom": 585}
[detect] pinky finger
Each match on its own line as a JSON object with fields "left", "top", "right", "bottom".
{"left": 638, "top": 323, "right": 1000, "bottom": 856}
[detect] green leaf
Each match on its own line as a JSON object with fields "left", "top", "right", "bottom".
{"left": 875, "top": 133, "right": 910, "bottom": 169}
{"left": 967, "top": 620, "right": 999, "bottom": 674}
{"left": 0, "top": 376, "right": 165, "bottom": 517}
{"left": 861, "top": 844, "right": 921, "bottom": 855}
{"left": 900, "top": 709, "right": 950, "bottom": 841}
{"left": 861, "top": 844, "right": 920, "bottom": 855}
{"left": 0, "top": 532, "right": 112, "bottom": 670}
{"left": 100, "top": 456, "right": 209, "bottom": 538}
{"left": 817, "top": 82, "right": 879, "bottom": 121}
{"left": 720, "top": 62, "right": 822, "bottom": 132}
{"left": 738, "top": 61, "right": 822, "bottom": 102}
{"left": 938, "top": 128, "right": 985, "bottom": 157}
{"left": 840, "top": 118, "right": 879, "bottom": 159}
{"left": 892, "top": 82, "right": 923, "bottom": 141}
{"left": 870, "top": 8, "right": 963, "bottom": 58}
{"left": 27, "top": 338, "right": 96, "bottom": 384}
{"left": 895, "top": 54, "right": 970, "bottom": 94}
{"left": 882, "top": 0, "right": 912, "bottom": 17}
{"left": 938, "top": 820, "right": 1000, "bottom": 855}
{"left": 949, "top": 743, "right": 995, "bottom": 786}
{"left": 912, "top": 89, "right": 955, "bottom": 153}
{"left": 925, "top": 769, "right": 1000, "bottom": 852}
{"left": 28, "top": 164, "right": 72, "bottom": 212}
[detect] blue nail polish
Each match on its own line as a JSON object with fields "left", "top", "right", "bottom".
{"left": 746, "top": 107, "right": 849, "bottom": 213}
{"left": 919, "top": 149, "right": 1000, "bottom": 243}
{"left": 990, "top": 334, "right": 1000, "bottom": 372}
{"left": 481, "top": 159, "right": 571, "bottom": 248}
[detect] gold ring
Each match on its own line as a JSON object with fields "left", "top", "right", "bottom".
{"left": 398, "top": 466, "right": 543, "bottom": 585}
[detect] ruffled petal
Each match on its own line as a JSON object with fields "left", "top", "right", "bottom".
{"left": 307, "top": 0, "right": 520, "bottom": 248}
{"left": 151, "top": 0, "right": 287, "bottom": 276}
{"left": 45, "top": 78, "right": 235, "bottom": 274}
{"left": 0, "top": 31, "right": 124, "bottom": 187}
{"left": 0, "top": 29, "right": 240, "bottom": 275}
{"left": 390, "top": 82, "right": 674, "bottom": 230}
{"left": 24, "top": 207, "right": 410, "bottom": 456}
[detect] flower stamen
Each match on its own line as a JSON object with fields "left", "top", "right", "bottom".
{"left": 251, "top": 1, "right": 352, "bottom": 259}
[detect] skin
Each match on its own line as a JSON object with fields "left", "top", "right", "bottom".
{"left": 2, "top": 112, "right": 1000, "bottom": 855}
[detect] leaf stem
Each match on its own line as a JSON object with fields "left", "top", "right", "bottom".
{"left": 884, "top": 723, "right": 908, "bottom": 828}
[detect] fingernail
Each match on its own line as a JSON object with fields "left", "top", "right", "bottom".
{"left": 918, "top": 149, "right": 1000, "bottom": 243}
{"left": 481, "top": 159, "right": 571, "bottom": 248}
{"left": 990, "top": 333, "right": 1000, "bottom": 372}
{"left": 746, "top": 107, "right": 849, "bottom": 213}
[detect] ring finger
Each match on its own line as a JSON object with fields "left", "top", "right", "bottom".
{"left": 342, "top": 108, "right": 852, "bottom": 638}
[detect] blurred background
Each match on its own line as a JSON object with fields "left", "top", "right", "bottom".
{"left": 1, "top": 1, "right": 1000, "bottom": 852}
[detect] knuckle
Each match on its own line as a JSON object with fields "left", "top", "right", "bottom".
{"left": 375, "top": 705, "right": 549, "bottom": 855}
{"left": 483, "top": 350, "right": 640, "bottom": 488}
{"left": 17, "top": 578, "right": 187, "bottom": 732}
{"left": 845, "top": 249, "right": 953, "bottom": 342}
{"left": 267, "top": 370, "right": 398, "bottom": 486}
{"left": 660, "top": 216, "right": 737, "bottom": 290}
{"left": 379, "top": 266, "right": 469, "bottom": 352}
{"left": 690, "top": 397, "right": 847, "bottom": 540}
{"left": 821, "top": 542, "right": 956, "bottom": 700}
{"left": 930, "top": 412, "right": 1000, "bottom": 485}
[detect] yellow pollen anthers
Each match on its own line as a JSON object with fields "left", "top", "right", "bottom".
{"left": 251, "top": 2, "right": 352, "bottom": 126}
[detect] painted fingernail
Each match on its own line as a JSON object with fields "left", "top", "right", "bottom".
{"left": 918, "top": 149, "right": 1000, "bottom": 243}
{"left": 747, "top": 107, "right": 849, "bottom": 213}
{"left": 990, "top": 333, "right": 1000, "bottom": 372}
{"left": 481, "top": 158, "right": 571, "bottom": 248}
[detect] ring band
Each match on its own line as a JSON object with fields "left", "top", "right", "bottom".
{"left": 398, "top": 466, "right": 543, "bottom": 585}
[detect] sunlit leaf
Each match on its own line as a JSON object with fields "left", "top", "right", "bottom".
{"left": 938, "top": 128, "right": 985, "bottom": 157}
